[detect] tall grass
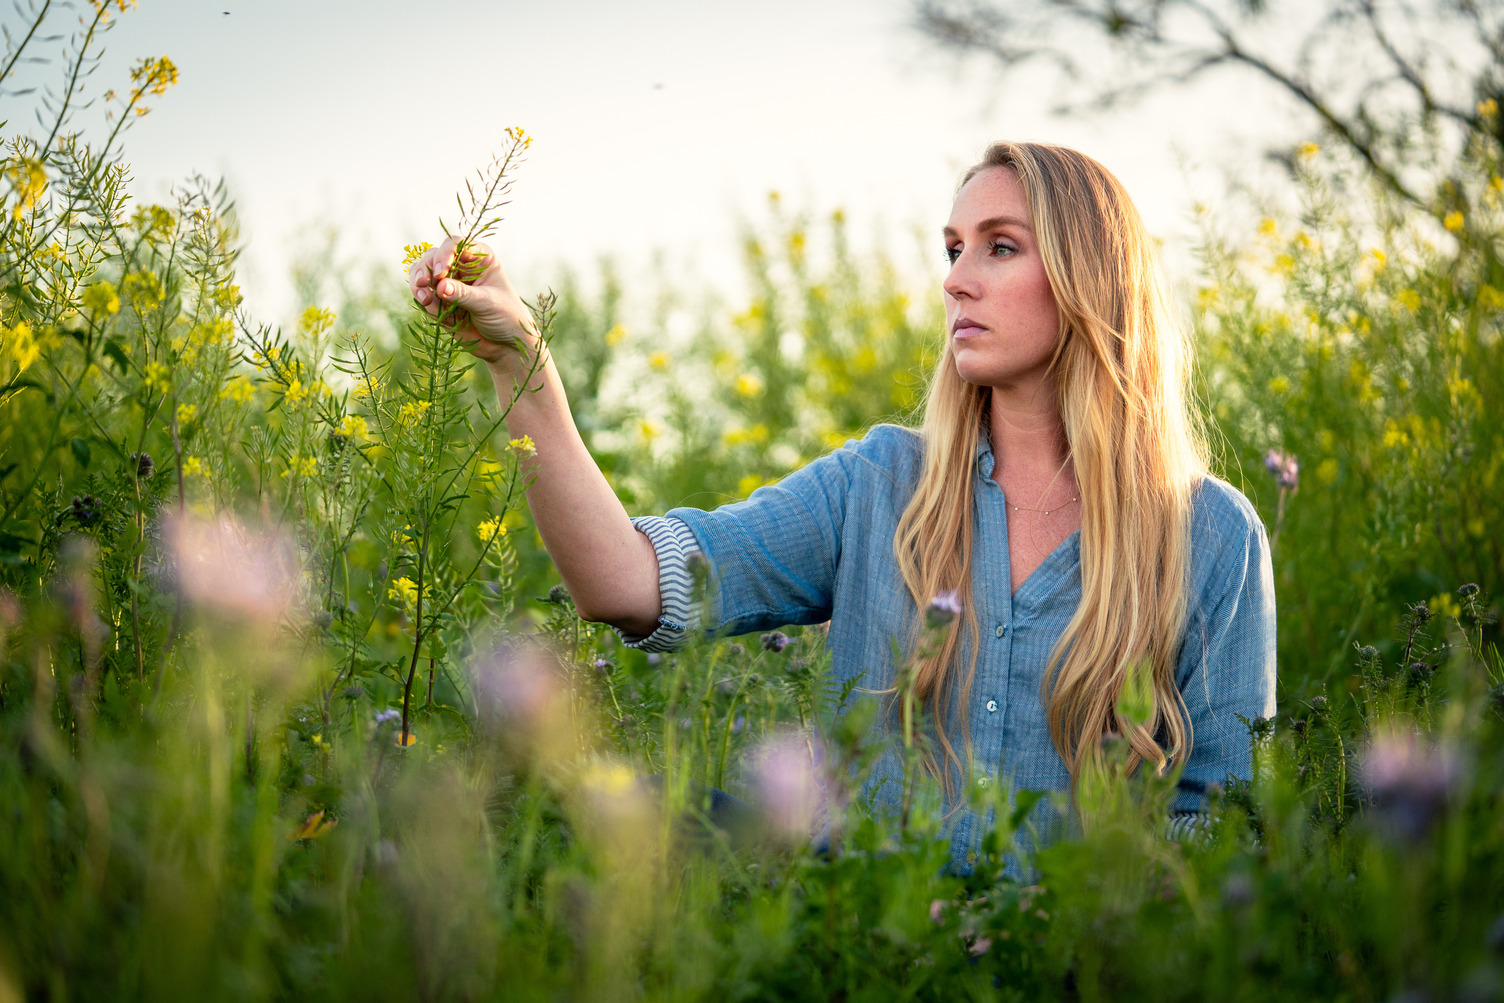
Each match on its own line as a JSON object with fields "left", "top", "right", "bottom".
{"left": 1, "top": 5, "right": 1502, "bottom": 1001}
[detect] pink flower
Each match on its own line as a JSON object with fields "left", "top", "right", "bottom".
{"left": 751, "top": 732, "right": 824, "bottom": 839}
{"left": 166, "top": 513, "right": 299, "bottom": 622}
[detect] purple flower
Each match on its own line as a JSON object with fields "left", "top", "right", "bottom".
{"left": 374, "top": 709, "right": 401, "bottom": 727}
{"left": 926, "top": 589, "right": 962, "bottom": 628}
{"left": 761, "top": 631, "right": 790, "bottom": 653}
{"left": 1264, "top": 449, "right": 1299, "bottom": 490}
{"left": 1361, "top": 731, "right": 1462, "bottom": 843}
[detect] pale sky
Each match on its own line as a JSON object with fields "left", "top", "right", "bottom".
{"left": 20, "top": 0, "right": 1304, "bottom": 324}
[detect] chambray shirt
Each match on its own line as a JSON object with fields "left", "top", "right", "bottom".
{"left": 622, "top": 423, "right": 1277, "bottom": 872}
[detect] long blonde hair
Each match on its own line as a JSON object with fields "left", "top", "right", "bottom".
{"left": 893, "top": 141, "right": 1208, "bottom": 796}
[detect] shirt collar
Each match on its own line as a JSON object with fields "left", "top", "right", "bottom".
{"left": 975, "top": 423, "right": 996, "bottom": 481}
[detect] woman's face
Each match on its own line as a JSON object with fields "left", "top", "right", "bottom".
{"left": 942, "top": 167, "right": 1062, "bottom": 393}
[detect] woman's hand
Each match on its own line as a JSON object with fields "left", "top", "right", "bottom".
{"left": 407, "top": 237, "right": 543, "bottom": 378}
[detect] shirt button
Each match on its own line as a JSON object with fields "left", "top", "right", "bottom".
{"left": 995, "top": 624, "right": 1007, "bottom": 638}
{"left": 985, "top": 699, "right": 998, "bottom": 713}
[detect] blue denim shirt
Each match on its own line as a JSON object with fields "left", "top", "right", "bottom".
{"left": 622, "top": 423, "right": 1277, "bottom": 871}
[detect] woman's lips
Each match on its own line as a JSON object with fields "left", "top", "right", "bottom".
{"left": 952, "top": 320, "right": 987, "bottom": 339}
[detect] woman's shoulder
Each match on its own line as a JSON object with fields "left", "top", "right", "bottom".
{"left": 829, "top": 422, "right": 925, "bottom": 484}
{"left": 1186, "top": 472, "right": 1271, "bottom": 595}
{"left": 1188, "top": 472, "right": 1265, "bottom": 540}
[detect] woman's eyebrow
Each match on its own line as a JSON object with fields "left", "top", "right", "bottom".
{"left": 942, "top": 215, "right": 1032, "bottom": 239}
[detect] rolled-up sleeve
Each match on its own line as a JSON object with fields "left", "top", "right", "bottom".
{"left": 613, "top": 516, "right": 704, "bottom": 652}
{"left": 612, "top": 439, "right": 877, "bottom": 651}
{"left": 1170, "top": 497, "right": 1278, "bottom": 817}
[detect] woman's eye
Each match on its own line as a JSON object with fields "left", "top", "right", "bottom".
{"left": 989, "top": 241, "right": 1017, "bottom": 257}
{"left": 944, "top": 246, "right": 960, "bottom": 265}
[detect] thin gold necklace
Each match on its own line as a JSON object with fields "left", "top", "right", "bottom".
{"left": 1007, "top": 460, "right": 1079, "bottom": 516}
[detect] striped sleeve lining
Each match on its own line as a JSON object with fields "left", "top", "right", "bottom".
{"left": 612, "top": 516, "right": 703, "bottom": 653}
{"left": 1164, "top": 811, "right": 1211, "bottom": 842}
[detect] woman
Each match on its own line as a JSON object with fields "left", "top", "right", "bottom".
{"left": 409, "top": 142, "right": 1277, "bottom": 871}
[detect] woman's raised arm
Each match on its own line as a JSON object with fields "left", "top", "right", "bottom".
{"left": 408, "top": 238, "right": 663, "bottom": 635}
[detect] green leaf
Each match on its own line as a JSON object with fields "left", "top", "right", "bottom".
{"left": 102, "top": 339, "right": 132, "bottom": 373}
{"left": 1009, "top": 790, "right": 1048, "bottom": 830}
{"left": 70, "top": 436, "right": 91, "bottom": 468}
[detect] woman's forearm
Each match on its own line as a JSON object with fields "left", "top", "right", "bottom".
{"left": 489, "top": 355, "right": 662, "bottom": 636}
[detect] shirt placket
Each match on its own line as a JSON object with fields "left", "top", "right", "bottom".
{"left": 974, "top": 447, "right": 1014, "bottom": 793}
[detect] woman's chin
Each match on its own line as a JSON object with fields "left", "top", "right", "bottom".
{"left": 951, "top": 351, "right": 1002, "bottom": 387}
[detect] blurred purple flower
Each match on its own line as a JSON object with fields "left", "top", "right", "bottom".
{"left": 1264, "top": 449, "right": 1299, "bottom": 490}
{"left": 1361, "top": 730, "right": 1462, "bottom": 843}
{"left": 751, "top": 732, "right": 823, "bottom": 838}
{"left": 927, "top": 589, "right": 962, "bottom": 628}
{"left": 761, "top": 631, "right": 790, "bottom": 653}
{"left": 374, "top": 709, "right": 401, "bottom": 727}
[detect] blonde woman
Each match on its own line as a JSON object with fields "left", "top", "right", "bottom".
{"left": 408, "top": 142, "right": 1277, "bottom": 870}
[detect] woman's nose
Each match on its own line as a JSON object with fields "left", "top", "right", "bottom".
{"left": 943, "top": 256, "right": 976, "bottom": 301}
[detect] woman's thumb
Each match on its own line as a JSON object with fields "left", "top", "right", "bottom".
{"left": 437, "top": 276, "right": 472, "bottom": 305}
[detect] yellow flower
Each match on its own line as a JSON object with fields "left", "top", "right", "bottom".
{"left": 734, "top": 373, "right": 763, "bottom": 398}
{"left": 122, "top": 270, "right": 165, "bottom": 311}
{"left": 604, "top": 323, "right": 627, "bottom": 347}
{"left": 648, "top": 351, "right": 670, "bottom": 371}
{"left": 1267, "top": 376, "right": 1290, "bottom": 395}
{"left": 638, "top": 419, "right": 660, "bottom": 441}
{"left": 143, "top": 361, "right": 172, "bottom": 393}
{"left": 737, "top": 473, "right": 769, "bottom": 497}
{"left": 504, "top": 125, "right": 533, "bottom": 149}
{"left": 175, "top": 403, "right": 197, "bottom": 425}
{"left": 355, "top": 375, "right": 381, "bottom": 399}
{"left": 401, "top": 242, "right": 433, "bottom": 269}
{"left": 1480, "top": 98, "right": 1498, "bottom": 118}
{"left": 1394, "top": 289, "right": 1421, "bottom": 312}
{"left": 214, "top": 284, "right": 242, "bottom": 311}
{"left": 478, "top": 517, "right": 506, "bottom": 543}
{"left": 1368, "top": 248, "right": 1387, "bottom": 270}
{"left": 4, "top": 321, "right": 38, "bottom": 371}
{"left": 1481, "top": 285, "right": 1504, "bottom": 311}
{"left": 299, "top": 306, "right": 336, "bottom": 337}
{"left": 1272, "top": 254, "right": 1296, "bottom": 276}
{"left": 1297, "top": 142, "right": 1320, "bottom": 159}
{"left": 508, "top": 435, "right": 537, "bottom": 456}
{"left": 1443, "top": 211, "right": 1465, "bottom": 233}
{"left": 1382, "top": 419, "right": 1410, "bottom": 450}
{"left": 5, "top": 157, "right": 47, "bottom": 221}
{"left": 182, "top": 455, "right": 205, "bottom": 477}
{"left": 129, "top": 55, "right": 178, "bottom": 99}
{"left": 1428, "top": 593, "right": 1462, "bottom": 621}
{"left": 387, "top": 576, "right": 428, "bottom": 617}
{"left": 281, "top": 455, "right": 318, "bottom": 479}
{"left": 397, "top": 400, "right": 431, "bottom": 427}
{"left": 219, "top": 375, "right": 255, "bottom": 404}
{"left": 339, "top": 414, "right": 368, "bottom": 440}
{"left": 283, "top": 379, "right": 309, "bottom": 408}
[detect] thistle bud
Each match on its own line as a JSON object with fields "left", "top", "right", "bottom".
{"left": 761, "top": 631, "right": 790, "bottom": 653}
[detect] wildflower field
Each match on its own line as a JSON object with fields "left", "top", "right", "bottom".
{"left": 2, "top": 5, "right": 1503, "bottom": 1001}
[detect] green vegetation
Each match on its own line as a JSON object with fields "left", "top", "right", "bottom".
{"left": 1, "top": 4, "right": 1501, "bottom": 1000}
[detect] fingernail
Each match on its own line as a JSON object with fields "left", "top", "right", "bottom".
{"left": 438, "top": 280, "right": 453, "bottom": 298}
{"left": 415, "top": 289, "right": 431, "bottom": 305}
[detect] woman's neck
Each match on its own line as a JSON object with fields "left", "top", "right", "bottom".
{"left": 987, "top": 382, "right": 1068, "bottom": 476}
